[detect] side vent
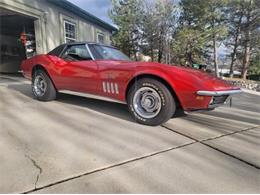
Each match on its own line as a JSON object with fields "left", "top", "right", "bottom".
{"left": 102, "top": 82, "right": 119, "bottom": 94}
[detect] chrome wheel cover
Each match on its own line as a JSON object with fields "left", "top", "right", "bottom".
{"left": 133, "top": 87, "right": 162, "bottom": 119}
{"left": 33, "top": 75, "right": 47, "bottom": 97}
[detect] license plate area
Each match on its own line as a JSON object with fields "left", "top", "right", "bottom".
{"left": 209, "top": 95, "right": 229, "bottom": 106}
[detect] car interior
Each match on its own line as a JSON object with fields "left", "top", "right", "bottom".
{"left": 62, "top": 45, "right": 92, "bottom": 61}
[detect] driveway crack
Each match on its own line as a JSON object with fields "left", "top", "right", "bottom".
{"left": 25, "top": 154, "right": 42, "bottom": 189}
{"left": 161, "top": 124, "right": 260, "bottom": 169}
{"left": 22, "top": 140, "right": 196, "bottom": 194}
{"left": 20, "top": 125, "right": 259, "bottom": 193}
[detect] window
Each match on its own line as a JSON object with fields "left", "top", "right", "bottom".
{"left": 97, "top": 32, "right": 104, "bottom": 44}
{"left": 88, "top": 44, "right": 131, "bottom": 61}
{"left": 109, "top": 35, "right": 113, "bottom": 45}
{"left": 64, "top": 20, "right": 76, "bottom": 43}
{"left": 62, "top": 44, "right": 92, "bottom": 61}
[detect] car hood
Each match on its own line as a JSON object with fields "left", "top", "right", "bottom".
{"left": 169, "top": 65, "right": 239, "bottom": 91}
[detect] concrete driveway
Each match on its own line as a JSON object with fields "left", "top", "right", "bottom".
{"left": 0, "top": 75, "right": 259, "bottom": 193}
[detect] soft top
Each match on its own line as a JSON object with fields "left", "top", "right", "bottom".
{"left": 48, "top": 42, "right": 117, "bottom": 56}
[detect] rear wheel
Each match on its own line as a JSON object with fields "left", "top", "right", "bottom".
{"left": 32, "top": 69, "right": 56, "bottom": 101}
{"left": 127, "top": 78, "right": 176, "bottom": 126}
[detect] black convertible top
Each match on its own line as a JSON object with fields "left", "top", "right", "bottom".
{"left": 48, "top": 42, "right": 116, "bottom": 57}
{"left": 48, "top": 44, "right": 66, "bottom": 56}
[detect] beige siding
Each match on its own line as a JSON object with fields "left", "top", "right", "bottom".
{"left": 0, "top": 0, "right": 112, "bottom": 53}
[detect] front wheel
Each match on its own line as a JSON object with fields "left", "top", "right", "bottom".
{"left": 127, "top": 78, "right": 176, "bottom": 126}
{"left": 32, "top": 69, "right": 56, "bottom": 101}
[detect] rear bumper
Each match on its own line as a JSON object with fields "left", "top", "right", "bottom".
{"left": 196, "top": 89, "right": 242, "bottom": 108}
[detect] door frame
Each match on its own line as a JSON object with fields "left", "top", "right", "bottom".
{"left": 0, "top": 0, "right": 47, "bottom": 54}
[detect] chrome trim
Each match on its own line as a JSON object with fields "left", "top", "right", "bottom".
{"left": 58, "top": 90, "right": 126, "bottom": 104}
{"left": 197, "top": 89, "right": 242, "bottom": 96}
{"left": 132, "top": 86, "right": 162, "bottom": 119}
{"left": 102, "top": 82, "right": 107, "bottom": 92}
{"left": 115, "top": 83, "right": 119, "bottom": 94}
{"left": 85, "top": 44, "right": 95, "bottom": 60}
{"left": 33, "top": 75, "right": 47, "bottom": 97}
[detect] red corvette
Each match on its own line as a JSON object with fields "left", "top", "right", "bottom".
{"left": 21, "top": 42, "right": 241, "bottom": 126}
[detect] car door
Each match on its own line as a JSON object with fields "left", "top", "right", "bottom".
{"left": 57, "top": 44, "right": 99, "bottom": 94}
{"left": 87, "top": 44, "right": 133, "bottom": 100}
{"left": 96, "top": 60, "right": 132, "bottom": 100}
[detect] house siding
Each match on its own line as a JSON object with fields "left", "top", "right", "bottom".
{"left": 0, "top": 0, "right": 113, "bottom": 53}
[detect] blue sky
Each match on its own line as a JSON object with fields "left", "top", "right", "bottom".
{"left": 67, "top": 0, "right": 113, "bottom": 25}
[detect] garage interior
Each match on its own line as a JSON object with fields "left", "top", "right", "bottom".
{"left": 0, "top": 7, "right": 36, "bottom": 73}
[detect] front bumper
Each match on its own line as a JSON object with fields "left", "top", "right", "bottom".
{"left": 197, "top": 89, "right": 242, "bottom": 96}
{"left": 197, "top": 89, "right": 242, "bottom": 108}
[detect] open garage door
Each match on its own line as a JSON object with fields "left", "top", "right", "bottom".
{"left": 0, "top": 8, "right": 37, "bottom": 73}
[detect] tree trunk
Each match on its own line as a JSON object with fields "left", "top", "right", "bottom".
{"left": 229, "top": 13, "right": 243, "bottom": 78}
{"left": 158, "top": 50, "right": 162, "bottom": 63}
{"left": 187, "top": 51, "right": 193, "bottom": 66}
{"left": 213, "top": 34, "right": 219, "bottom": 77}
{"left": 150, "top": 46, "right": 154, "bottom": 62}
{"left": 242, "top": 0, "right": 252, "bottom": 80}
{"left": 158, "top": 37, "right": 163, "bottom": 63}
{"left": 134, "top": 50, "right": 138, "bottom": 61}
{"left": 185, "top": 43, "right": 191, "bottom": 66}
{"left": 242, "top": 30, "right": 250, "bottom": 79}
{"left": 127, "top": 35, "right": 131, "bottom": 57}
{"left": 230, "top": 39, "right": 238, "bottom": 78}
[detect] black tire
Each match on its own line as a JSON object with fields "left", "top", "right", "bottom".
{"left": 127, "top": 78, "right": 176, "bottom": 126}
{"left": 32, "top": 69, "right": 56, "bottom": 101}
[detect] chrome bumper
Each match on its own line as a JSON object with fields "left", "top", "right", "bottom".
{"left": 197, "top": 89, "right": 242, "bottom": 96}
{"left": 197, "top": 89, "right": 242, "bottom": 108}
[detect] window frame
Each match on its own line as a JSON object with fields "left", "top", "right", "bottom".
{"left": 64, "top": 20, "right": 77, "bottom": 43}
{"left": 97, "top": 32, "right": 105, "bottom": 44}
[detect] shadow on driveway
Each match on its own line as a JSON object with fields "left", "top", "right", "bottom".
{"left": 7, "top": 83, "right": 134, "bottom": 123}
{"left": 6, "top": 82, "right": 259, "bottom": 126}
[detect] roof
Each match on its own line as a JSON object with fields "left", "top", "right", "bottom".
{"left": 48, "top": 42, "right": 118, "bottom": 56}
{"left": 47, "top": 0, "right": 117, "bottom": 32}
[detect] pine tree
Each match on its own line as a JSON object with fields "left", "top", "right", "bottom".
{"left": 142, "top": 0, "right": 177, "bottom": 63}
{"left": 109, "top": 0, "right": 143, "bottom": 59}
{"left": 226, "top": 0, "right": 245, "bottom": 77}
{"left": 240, "top": 0, "right": 260, "bottom": 79}
{"left": 174, "top": 0, "right": 227, "bottom": 76}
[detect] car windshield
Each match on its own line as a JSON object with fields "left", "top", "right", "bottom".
{"left": 88, "top": 44, "right": 131, "bottom": 61}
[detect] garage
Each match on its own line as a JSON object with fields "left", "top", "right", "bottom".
{"left": 0, "top": 7, "right": 36, "bottom": 73}
{"left": 0, "top": 0, "right": 116, "bottom": 75}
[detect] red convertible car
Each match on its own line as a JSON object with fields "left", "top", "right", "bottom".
{"left": 21, "top": 42, "right": 241, "bottom": 126}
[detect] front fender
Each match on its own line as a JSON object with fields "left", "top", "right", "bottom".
{"left": 125, "top": 67, "right": 212, "bottom": 110}
{"left": 124, "top": 68, "right": 186, "bottom": 107}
